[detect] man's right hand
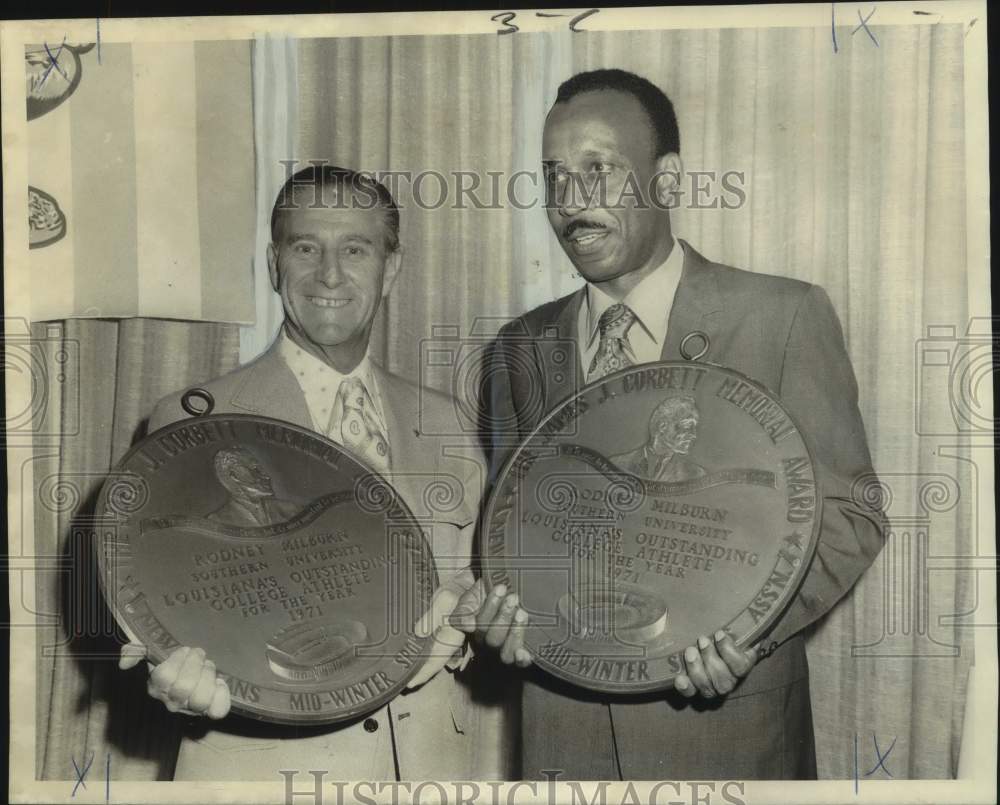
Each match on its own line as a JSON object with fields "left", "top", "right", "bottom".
{"left": 451, "top": 580, "right": 532, "bottom": 667}
{"left": 120, "top": 643, "right": 231, "bottom": 719}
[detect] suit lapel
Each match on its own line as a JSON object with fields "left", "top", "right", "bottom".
{"left": 662, "top": 240, "right": 725, "bottom": 362}
{"left": 229, "top": 346, "right": 314, "bottom": 431}
{"left": 538, "top": 288, "right": 585, "bottom": 414}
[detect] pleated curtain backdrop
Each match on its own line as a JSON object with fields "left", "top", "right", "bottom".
{"left": 240, "top": 35, "right": 300, "bottom": 363}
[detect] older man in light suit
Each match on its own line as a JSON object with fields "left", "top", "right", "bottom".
{"left": 120, "top": 165, "right": 496, "bottom": 780}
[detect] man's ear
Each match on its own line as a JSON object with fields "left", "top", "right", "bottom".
{"left": 267, "top": 242, "right": 280, "bottom": 293}
{"left": 381, "top": 248, "right": 403, "bottom": 297}
{"left": 652, "top": 153, "right": 683, "bottom": 209}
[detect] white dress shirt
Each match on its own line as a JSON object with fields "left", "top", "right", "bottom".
{"left": 276, "top": 328, "right": 388, "bottom": 444}
{"left": 578, "top": 236, "right": 684, "bottom": 381}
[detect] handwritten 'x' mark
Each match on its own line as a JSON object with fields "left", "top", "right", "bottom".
{"left": 865, "top": 734, "right": 896, "bottom": 777}
{"left": 852, "top": 7, "right": 879, "bottom": 47}
{"left": 38, "top": 37, "right": 69, "bottom": 88}
{"left": 71, "top": 752, "right": 94, "bottom": 796}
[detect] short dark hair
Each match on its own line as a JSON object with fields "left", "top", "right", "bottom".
{"left": 270, "top": 164, "right": 400, "bottom": 252}
{"left": 554, "top": 69, "right": 680, "bottom": 158}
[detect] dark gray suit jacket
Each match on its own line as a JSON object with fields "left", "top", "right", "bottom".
{"left": 485, "top": 240, "right": 886, "bottom": 779}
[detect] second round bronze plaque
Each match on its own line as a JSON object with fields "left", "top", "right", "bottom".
{"left": 96, "top": 414, "right": 437, "bottom": 724}
{"left": 482, "top": 361, "right": 821, "bottom": 693}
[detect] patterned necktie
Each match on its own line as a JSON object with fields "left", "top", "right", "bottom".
{"left": 589, "top": 303, "right": 637, "bottom": 380}
{"left": 335, "top": 377, "right": 392, "bottom": 475}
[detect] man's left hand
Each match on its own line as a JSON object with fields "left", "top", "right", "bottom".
{"left": 405, "top": 568, "right": 476, "bottom": 689}
{"left": 673, "top": 630, "right": 759, "bottom": 699}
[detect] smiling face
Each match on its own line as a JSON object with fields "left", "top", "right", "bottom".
{"left": 543, "top": 89, "right": 680, "bottom": 297}
{"left": 268, "top": 187, "right": 401, "bottom": 371}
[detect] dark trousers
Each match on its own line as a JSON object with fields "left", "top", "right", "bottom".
{"left": 520, "top": 649, "right": 817, "bottom": 780}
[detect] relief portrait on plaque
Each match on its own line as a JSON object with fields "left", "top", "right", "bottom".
{"left": 205, "top": 445, "right": 302, "bottom": 528}
{"left": 608, "top": 394, "right": 706, "bottom": 483}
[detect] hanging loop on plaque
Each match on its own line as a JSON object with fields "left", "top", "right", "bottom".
{"left": 679, "top": 331, "right": 710, "bottom": 362}
{"left": 181, "top": 388, "right": 216, "bottom": 417}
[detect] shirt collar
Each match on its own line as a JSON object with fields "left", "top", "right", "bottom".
{"left": 278, "top": 327, "right": 373, "bottom": 381}
{"left": 276, "top": 326, "right": 383, "bottom": 420}
{"left": 583, "top": 236, "right": 683, "bottom": 348}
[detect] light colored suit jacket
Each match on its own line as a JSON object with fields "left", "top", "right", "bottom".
{"left": 486, "top": 240, "right": 887, "bottom": 779}
{"left": 147, "top": 341, "right": 496, "bottom": 781}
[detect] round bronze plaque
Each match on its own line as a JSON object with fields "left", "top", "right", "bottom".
{"left": 482, "top": 361, "right": 821, "bottom": 693}
{"left": 96, "top": 414, "right": 437, "bottom": 724}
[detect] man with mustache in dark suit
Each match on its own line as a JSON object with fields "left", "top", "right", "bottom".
{"left": 457, "top": 69, "right": 885, "bottom": 780}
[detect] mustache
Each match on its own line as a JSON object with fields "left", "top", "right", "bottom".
{"left": 563, "top": 220, "right": 608, "bottom": 239}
